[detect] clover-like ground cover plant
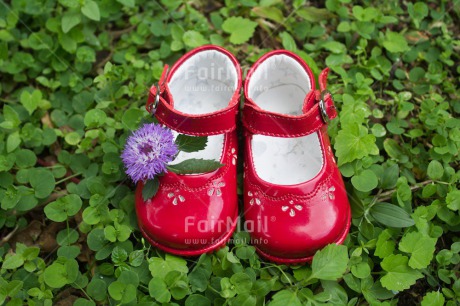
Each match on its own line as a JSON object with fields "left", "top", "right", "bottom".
{"left": 0, "top": 0, "right": 459, "bottom": 305}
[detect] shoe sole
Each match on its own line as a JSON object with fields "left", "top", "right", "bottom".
{"left": 138, "top": 208, "right": 239, "bottom": 257}
{"left": 254, "top": 207, "right": 351, "bottom": 265}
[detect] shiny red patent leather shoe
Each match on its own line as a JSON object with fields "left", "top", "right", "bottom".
{"left": 136, "top": 45, "right": 241, "bottom": 256}
{"left": 242, "top": 50, "right": 351, "bottom": 264}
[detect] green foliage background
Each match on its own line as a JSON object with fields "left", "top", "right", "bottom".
{"left": 0, "top": 0, "right": 459, "bottom": 305}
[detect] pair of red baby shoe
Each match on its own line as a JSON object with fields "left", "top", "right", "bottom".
{"left": 135, "top": 45, "right": 351, "bottom": 264}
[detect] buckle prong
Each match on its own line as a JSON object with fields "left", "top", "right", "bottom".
{"left": 319, "top": 90, "right": 334, "bottom": 124}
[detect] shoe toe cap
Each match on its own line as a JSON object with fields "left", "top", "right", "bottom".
{"left": 136, "top": 183, "right": 237, "bottom": 253}
{"left": 245, "top": 193, "right": 350, "bottom": 261}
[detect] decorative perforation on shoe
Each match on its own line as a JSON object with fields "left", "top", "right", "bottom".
{"left": 247, "top": 191, "right": 261, "bottom": 206}
{"left": 167, "top": 189, "right": 186, "bottom": 205}
{"left": 321, "top": 185, "right": 336, "bottom": 201}
{"left": 230, "top": 148, "right": 237, "bottom": 165}
{"left": 208, "top": 182, "right": 225, "bottom": 196}
{"left": 281, "top": 200, "right": 303, "bottom": 217}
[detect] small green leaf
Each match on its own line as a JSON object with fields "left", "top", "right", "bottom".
{"left": 334, "top": 124, "right": 379, "bottom": 166}
{"left": 20, "top": 90, "right": 42, "bottom": 115}
{"left": 0, "top": 105, "right": 20, "bottom": 129}
{"left": 81, "top": 0, "right": 100, "bottom": 21}
{"left": 380, "top": 254, "right": 423, "bottom": 291}
{"left": 270, "top": 290, "right": 302, "bottom": 306}
{"left": 375, "top": 229, "right": 395, "bottom": 259}
{"left": 148, "top": 254, "right": 188, "bottom": 279}
{"left": 185, "top": 295, "right": 211, "bottom": 306}
{"left": 175, "top": 134, "right": 208, "bottom": 152}
{"left": 421, "top": 291, "right": 445, "bottom": 306}
{"left": 84, "top": 109, "right": 107, "bottom": 128}
{"left": 142, "top": 177, "right": 160, "bottom": 201}
{"left": 2, "top": 254, "right": 24, "bottom": 270}
{"left": 382, "top": 31, "right": 410, "bottom": 53}
{"left": 44, "top": 263, "right": 68, "bottom": 288}
{"left": 7, "top": 131, "right": 21, "bottom": 153}
{"left": 167, "top": 159, "right": 224, "bottom": 174}
{"left": 427, "top": 160, "right": 443, "bottom": 180}
{"left": 222, "top": 17, "right": 257, "bottom": 44}
{"left": 370, "top": 203, "right": 415, "bottom": 228}
{"left": 309, "top": 244, "right": 349, "bottom": 280}
{"left": 446, "top": 190, "right": 460, "bottom": 211}
{"left": 182, "top": 31, "right": 208, "bottom": 48}
{"left": 279, "top": 31, "right": 297, "bottom": 52}
{"left": 44, "top": 194, "right": 82, "bottom": 222}
{"left": 61, "top": 11, "right": 81, "bottom": 33}
{"left": 122, "top": 108, "right": 144, "bottom": 130}
{"left": 30, "top": 169, "right": 55, "bottom": 199}
{"left": 116, "top": 0, "right": 135, "bottom": 7}
{"left": 148, "top": 278, "right": 171, "bottom": 303}
{"left": 399, "top": 231, "right": 437, "bottom": 269}
{"left": 351, "top": 169, "right": 378, "bottom": 192}
{"left": 296, "top": 7, "right": 333, "bottom": 22}
{"left": 230, "top": 272, "right": 253, "bottom": 294}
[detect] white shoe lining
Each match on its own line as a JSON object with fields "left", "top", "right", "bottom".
{"left": 248, "top": 54, "right": 324, "bottom": 185}
{"left": 168, "top": 50, "right": 238, "bottom": 167}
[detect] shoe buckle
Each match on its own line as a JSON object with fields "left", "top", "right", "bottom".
{"left": 146, "top": 67, "right": 169, "bottom": 115}
{"left": 319, "top": 89, "right": 334, "bottom": 124}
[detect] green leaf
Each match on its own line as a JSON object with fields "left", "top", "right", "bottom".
{"left": 309, "top": 244, "right": 349, "bottom": 280}
{"left": 230, "top": 272, "right": 253, "bottom": 294}
{"left": 446, "top": 190, "right": 460, "bottom": 211}
{"left": 222, "top": 17, "right": 257, "bottom": 44}
{"left": 167, "top": 159, "right": 224, "bottom": 174}
{"left": 142, "top": 177, "right": 160, "bottom": 201}
{"left": 65, "top": 131, "right": 81, "bottom": 145}
{"left": 375, "top": 229, "right": 395, "bottom": 259}
{"left": 421, "top": 291, "right": 445, "bottom": 306}
{"left": 81, "top": 0, "right": 100, "bottom": 21}
{"left": 20, "top": 90, "right": 42, "bottom": 115}
{"left": 382, "top": 31, "right": 410, "bottom": 53}
{"left": 185, "top": 294, "right": 211, "bottom": 306}
{"left": 0, "top": 105, "right": 20, "bottom": 129}
{"left": 380, "top": 254, "right": 423, "bottom": 291}
{"left": 122, "top": 108, "right": 144, "bottom": 130}
{"left": 296, "top": 7, "right": 333, "bottom": 22}
{"left": 108, "top": 281, "right": 136, "bottom": 303}
{"left": 15, "top": 149, "right": 37, "bottom": 168}
{"left": 334, "top": 124, "right": 379, "bottom": 166}
{"left": 44, "top": 194, "right": 83, "bottom": 222}
{"left": 279, "top": 31, "right": 297, "bottom": 51}
{"left": 175, "top": 134, "right": 208, "bottom": 152}
{"left": 2, "top": 254, "right": 24, "bottom": 269}
{"left": 148, "top": 278, "right": 171, "bottom": 303}
{"left": 148, "top": 254, "right": 188, "bottom": 279}
{"left": 427, "top": 160, "right": 443, "bottom": 180}
{"left": 61, "top": 11, "right": 81, "bottom": 33}
{"left": 116, "top": 0, "right": 135, "bottom": 7}
{"left": 399, "top": 232, "right": 437, "bottom": 269}
{"left": 84, "top": 109, "right": 107, "bottom": 128}
{"left": 30, "top": 169, "right": 55, "bottom": 199}
{"left": 252, "top": 6, "right": 284, "bottom": 24}
{"left": 182, "top": 31, "right": 208, "bottom": 48}
{"left": 43, "top": 259, "right": 78, "bottom": 288}
{"left": 270, "top": 290, "right": 302, "bottom": 306}
{"left": 7, "top": 131, "right": 21, "bottom": 153}
{"left": 370, "top": 203, "right": 415, "bottom": 228}
{"left": 351, "top": 169, "right": 378, "bottom": 192}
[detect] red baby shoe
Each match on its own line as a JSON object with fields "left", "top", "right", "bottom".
{"left": 136, "top": 46, "right": 241, "bottom": 256}
{"left": 242, "top": 50, "right": 351, "bottom": 264}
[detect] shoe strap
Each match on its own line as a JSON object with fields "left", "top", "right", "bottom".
{"left": 242, "top": 68, "right": 337, "bottom": 137}
{"left": 146, "top": 65, "right": 239, "bottom": 136}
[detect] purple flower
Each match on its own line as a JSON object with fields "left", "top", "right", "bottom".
{"left": 121, "top": 123, "right": 178, "bottom": 183}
